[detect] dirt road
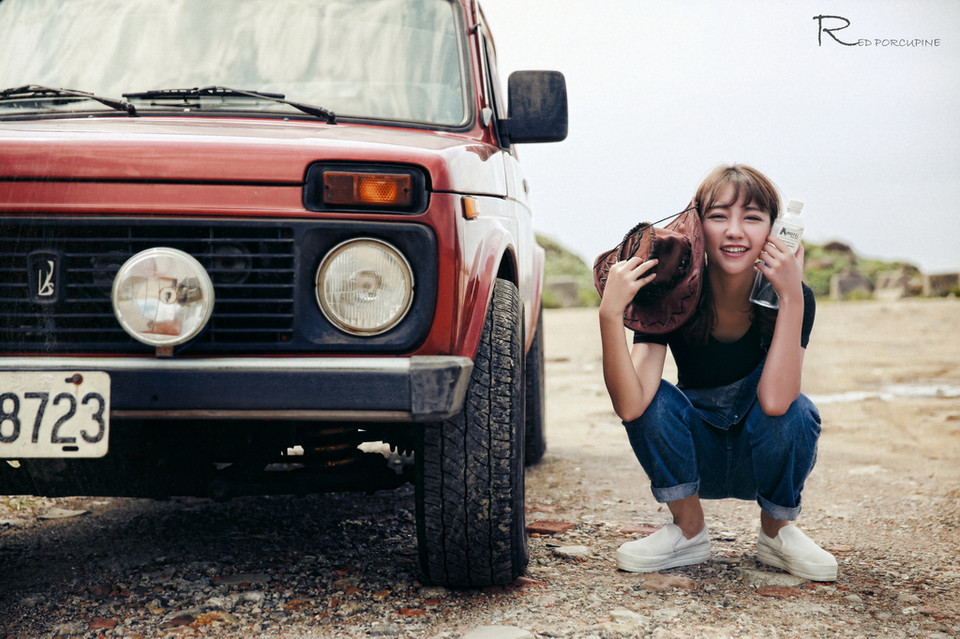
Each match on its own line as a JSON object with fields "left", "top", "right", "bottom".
{"left": 1, "top": 298, "right": 958, "bottom": 638}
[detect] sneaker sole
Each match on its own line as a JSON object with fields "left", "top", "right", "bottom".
{"left": 757, "top": 546, "right": 838, "bottom": 582}
{"left": 616, "top": 545, "right": 711, "bottom": 573}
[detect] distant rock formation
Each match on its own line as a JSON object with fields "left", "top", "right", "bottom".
{"left": 924, "top": 273, "right": 960, "bottom": 297}
{"left": 830, "top": 269, "right": 873, "bottom": 300}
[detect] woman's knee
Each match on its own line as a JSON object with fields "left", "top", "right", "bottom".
{"left": 622, "top": 381, "right": 691, "bottom": 442}
{"left": 748, "top": 393, "right": 821, "bottom": 441}
{"left": 790, "top": 394, "right": 822, "bottom": 436}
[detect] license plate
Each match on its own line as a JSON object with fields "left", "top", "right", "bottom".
{"left": 0, "top": 371, "right": 110, "bottom": 458}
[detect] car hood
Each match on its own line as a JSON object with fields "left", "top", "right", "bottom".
{"left": 0, "top": 117, "right": 507, "bottom": 195}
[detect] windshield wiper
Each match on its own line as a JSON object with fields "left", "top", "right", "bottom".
{"left": 0, "top": 85, "right": 137, "bottom": 115}
{"left": 123, "top": 86, "right": 336, "bottom": 124}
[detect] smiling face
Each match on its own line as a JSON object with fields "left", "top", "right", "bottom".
{"left": 694, "top": 165, "right": 780, "bottom": 282}
{"left": 702, "top": 184, "right": 773, "bottom": 278}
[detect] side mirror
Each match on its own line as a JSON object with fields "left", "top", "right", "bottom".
{"left": 500, "top": 70, "right": 568, "bottom": 144}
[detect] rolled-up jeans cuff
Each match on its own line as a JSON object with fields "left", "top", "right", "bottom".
{"left": 757, "top": 495, "right": 801, "bottom": 521}
{"left": 651, "top": 480, "right": 700, "bottom": 504}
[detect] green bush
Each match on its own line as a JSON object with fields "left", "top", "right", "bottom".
{"left": 802, "top": 241, "right": 919, "bottom": 298}
{"left": 538, "top": 233, "right": 599, "bottom": 308}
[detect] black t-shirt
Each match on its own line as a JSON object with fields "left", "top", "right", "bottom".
{"left": 633, "top": 283, "right": 816, "bottom": 389}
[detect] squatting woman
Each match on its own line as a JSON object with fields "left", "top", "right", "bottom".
{"left": 599, "top": 164, "right": 837, "bottom": 581}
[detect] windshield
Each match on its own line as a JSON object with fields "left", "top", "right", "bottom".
{"left": 0, "top": 0, "right": 469, "bottom": 126}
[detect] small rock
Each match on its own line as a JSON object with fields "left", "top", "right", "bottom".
{"left": 532, "top": 594, "right": 560, "bottom": 607}
{"left": 369, "top": 623, "right": 403, "bottom": 636}
{"left": 610, "top": 608, "right": 647, "bottom": 622}
{"left": 204, "top": 595, "right": 236, "bottom": 610}
{"left": 526, "top": 520, "right": 576, "bottom": 535}
{"left": 844, "top": 594, "right": 864, "bottom": 604}
{"left": 166, "top": 614, "right": 196, "bottom": 627}
{"left": 552, "top": 545, "right": 591, "bottom": 560}
{"left": 712, "top": 556, "right": 742, "bottom": 565}
{"left": 462, "top": 627, "right": 535, "bottom": 639}
{"left": 738, "top": 567, "right": 807, "bottom": 588}
{"left": 712, "top": 531, "right": 739, "bottom": 542}
{"left": 512, "top": 576, "right": 547, "bottom": 588}
{"left": 142, "top": 568, "right": 175, "bottom": 581}
{"left": 240, "top": 591, "right": 265, "bottom": 604}
{"left": 89, "top": 618, "right": 118, "bottom": 631}
{"left": 754, "top": 586, "right": 802, "bottom": 598}
{"left": 653, "top": 607, "right": 683, "bottom": 621}
{"left": 640, "top": 573, "right": 698, "bottom": 591}
{"left": 87, "top": 583, "right": 114, "bottom": 598}
{"left": 50, "top": 622, "right": 86, "bottom": 636}
{"left": 39, "top": 508, "right": 88, "bottom": 520}
{"left": 897, "top": 593, "right": 922, "bottom": 605}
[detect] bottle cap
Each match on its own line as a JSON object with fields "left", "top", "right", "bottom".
{"left": 786, "top": 200, "right": 804, "bottom": 213}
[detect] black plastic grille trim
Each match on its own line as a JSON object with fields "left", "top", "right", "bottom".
{"left": 0, "top": 217, "right": 437, "bottom": 356}
{"left": 0, "top": 218, "right": 296, "bottom": 353}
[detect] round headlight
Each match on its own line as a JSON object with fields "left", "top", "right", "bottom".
{"left": 316, "top": 239, "right": 414, "bottom": 336}
{"left": 112, "top": 247, "right": 215, "bottom": 347}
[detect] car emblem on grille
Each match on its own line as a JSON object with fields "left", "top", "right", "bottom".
{"left": 28, "top": 250, "right": 62, "bottom": 303}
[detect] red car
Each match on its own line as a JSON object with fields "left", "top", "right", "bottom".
{"left": 0, "top": 0, "right": 566, "bottom": 588}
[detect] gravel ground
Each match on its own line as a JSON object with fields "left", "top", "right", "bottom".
{"left": 1, "top": 299, "right": 958, "bottom": 638}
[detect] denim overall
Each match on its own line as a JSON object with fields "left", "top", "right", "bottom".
{"left": 622, "top": 361, "right": 822, "bottom": 521}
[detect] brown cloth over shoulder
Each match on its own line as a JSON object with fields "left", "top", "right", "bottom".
{"left": 593, "top": 200, "right": 704, "bottom": 336}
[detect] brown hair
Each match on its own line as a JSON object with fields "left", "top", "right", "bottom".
{"left": 695, "top": 164, "right": 781, "bottom": 224}
{"left": 682, "top": 164, "right": 780, "bottom": 344}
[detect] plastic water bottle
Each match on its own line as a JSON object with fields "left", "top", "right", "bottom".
{"left": 749, "top": 200, "right": 805, "bottom": 309}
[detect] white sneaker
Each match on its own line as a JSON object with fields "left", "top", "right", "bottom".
{"left": 616, "top": 523, "right": 711, "bottom": 573}
{"left": 757, "top": 524, "right": 838, "bottom": 581}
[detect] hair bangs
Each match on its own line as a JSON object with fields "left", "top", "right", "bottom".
{"left": 695, "top": 165, "right": 781, "bottom": 221}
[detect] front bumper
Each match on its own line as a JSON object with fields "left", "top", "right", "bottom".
{"left": 0, "top": 356, "right": 473, "bottom": 422}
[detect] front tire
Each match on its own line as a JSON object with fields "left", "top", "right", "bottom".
{"left": 416, "top": 279, "right": 527, "bottom": 588}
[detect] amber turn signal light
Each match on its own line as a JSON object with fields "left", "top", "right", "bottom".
{"left": 462, "top": 196, "right": 479, "bottom": 219}
{"left": 303, "top": 163, "right": 426, "bottom": 213}
{"left": 324, "top": 172, "right": 413, "bottom": 207}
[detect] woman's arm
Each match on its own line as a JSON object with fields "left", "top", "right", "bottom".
{"left": 599, "top": 257, "right": 668, "bottom": 421}
{"left": 756, "top": 238, "right": 806, "bottom": 415}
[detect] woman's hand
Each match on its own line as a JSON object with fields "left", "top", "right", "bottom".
{"left": 756, "top": 237, "right": 804, "bottom": 303}
{"left": 598, "top": 256, "right": 659, "bottom": 319}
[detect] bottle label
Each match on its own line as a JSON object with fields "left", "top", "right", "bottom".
{"left": 772, "top": 222, "right": 803, "bottom": 251}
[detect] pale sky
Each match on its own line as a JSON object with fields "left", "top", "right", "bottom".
{"left": 480, "top": 0, "right": 960, "bottom": 274}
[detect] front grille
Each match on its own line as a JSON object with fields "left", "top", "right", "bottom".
{"left": 1, "top": 218, "right": 296, "bottom": 353}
